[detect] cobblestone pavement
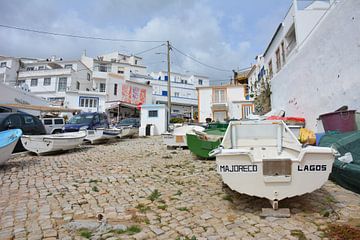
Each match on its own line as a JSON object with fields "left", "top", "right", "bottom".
{"left": 1, "top": 136, "right": 360, "bottom": 240}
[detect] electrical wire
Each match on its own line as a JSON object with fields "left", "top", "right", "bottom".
{"left": 0, "top": 23, "right": 165, "bottom": 43}
{"left": 170, "top": 44, "right": 233, "bottom": 72}
{"left": 134, "top": 43, "right": 166, "bottom": 56}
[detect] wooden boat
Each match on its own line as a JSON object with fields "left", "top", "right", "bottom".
{"left": 186, "top": 125, "right": 227, "bottom": 159}
{"left": 162, "top": 125, "right": 205, "bottom": 148}
{"left": 21, "top": 131, "right": 86, "bottom": 155}
{"left": 211, "top": 120, "right": 335, "bottom": 209}
{"left": 85, "top": 128, "right": 120, "bottom": 144}
{"left": 0, "top": 129, "right": 22, "bottom": 165}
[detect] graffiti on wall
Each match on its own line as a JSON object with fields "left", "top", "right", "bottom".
{"left": 121, "top": 84, "right": 146, "bottom": 105}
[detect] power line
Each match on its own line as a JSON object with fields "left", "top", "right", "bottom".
{"left": 134, "top": 43, "right": 166, "bottom": 56}
{"left": 171, "top": 44, "right": 233, "bottom": 72}
{"left": 0, "top": 23, "right": 165, "bottom": 43}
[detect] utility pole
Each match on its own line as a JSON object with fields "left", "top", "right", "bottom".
{"left": 167, "top": 41, "right": 171, "bottom": 129}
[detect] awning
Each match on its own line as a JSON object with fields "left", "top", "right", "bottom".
{"left": 0, "top": 103, "right": 80, "bottom": 113}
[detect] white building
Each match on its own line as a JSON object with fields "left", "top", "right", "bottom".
{"left": 248, "top": 0, "right": 334, "bottom": 97}
{"left": 139, "top": 104, "right": 168, "bottom": 136}
{"left": 197, "top": 84, "right": 254, "bottom": 122}
{"left": 149, "top": 71, "right": 209, "bottom": 118}
{"left": 81, "top": 52, "right": 152, "bottom": 121}
{"left": 0, "top": 56, "right": 21, "bottom": 85}
{"left": 270, "top": 0, "right": 360, "bottom": 130}
{"left": 17, "top": 57, "right": 106, "bottom": 113}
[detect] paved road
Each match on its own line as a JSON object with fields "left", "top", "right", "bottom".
{"left": 0, "top": 136, "right": 359, "bottom": 239}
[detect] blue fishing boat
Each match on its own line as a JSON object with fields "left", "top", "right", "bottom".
{"left": 0, "top": 129, "right": 22, "bottom": 165}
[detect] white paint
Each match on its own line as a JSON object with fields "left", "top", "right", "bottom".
{"left": 271, "top": 0, "right": 360, "bottom": 130}
{"left": 0, "top": 82, "right": 48, "bottom": 116}
{"left": 139, "top": 104, "right": 167, "bottom": 136}
{"left": 197, "top": 85, "right": 253, "bottom": 122}
{"left": 150, "top": 71, "right": 209, "bottom": 117}
{"left": 248, "top": 0, "right": 332, "bottom": 98}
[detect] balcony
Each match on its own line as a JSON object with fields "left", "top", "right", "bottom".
{"left": 19, "top": 68, "right": 72, "bottom": 78}
{"left": 211, "top": 101, "right": 228, "bottom": 111}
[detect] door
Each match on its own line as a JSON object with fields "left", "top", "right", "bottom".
{"left": 213, "top": 111, "right": 227, "bottom": 122}
{"left": 242, "top": 104, "right": 254, "bottom": 119}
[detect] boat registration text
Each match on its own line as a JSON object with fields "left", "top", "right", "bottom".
{"left": 219, "top": 165, "right": 257, "bottom": 173}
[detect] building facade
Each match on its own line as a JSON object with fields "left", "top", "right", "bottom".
{"left": 149, "top": 71, "right": 209, "bottom": 119}
{"left": 197, "top": 84, "right": 254, "bottom": 122}
{"left": 0, "top": 56, "right": 21, "bottom": 85}
{"left": 248, "top": 0, "right": 334, "bottom": 98}
{"left": 81, "top": 52, "right": 152, "bottom": 121}
{"left": 16, "top": 57, "right": 107, "bottom": 113}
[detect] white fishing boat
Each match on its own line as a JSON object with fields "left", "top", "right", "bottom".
{"left": 210, "top": 120, "right": 335, "bottom": 209}
{"left": 118, "top": 126, "right": 138, "bottom": 138}
{"left": 0, "top": 129, "right": 22, "bottom": 165}
{"left": 21, "top": 131, "right": 86, "bottom": 155}
{"left": 162, "top": 125, "right": 205, "bottom": 148}
{"left": 85, "top": 128, "right": 120, "bottom": 144}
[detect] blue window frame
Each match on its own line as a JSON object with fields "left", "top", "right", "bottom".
{"left": 162, "top": 91, "right": 168, "bottom": 96}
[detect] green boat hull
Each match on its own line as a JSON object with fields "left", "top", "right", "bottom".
{"left": 186, "top": 128, "right": 227, "bottom": 159}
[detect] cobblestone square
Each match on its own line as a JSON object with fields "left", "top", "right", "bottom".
{"left": 1, "top": 136, "right": 360, "bottom": 239}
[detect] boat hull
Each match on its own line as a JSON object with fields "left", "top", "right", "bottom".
{"left": 21, "top": 132, "right": 86, "bottom": 155}
{"left": 215, "top": 120, "right": 335, "bottom": 202}
{"left": 0, "top": 129, "right": 22, "bottom": 165}
{"left": 163, "top": 125, "right": 205, "bottom": 148}
{"left": 186, "top": 133, "right": 222, "bottom": 159}
{"left": 85, "top": 128, "right": 121, "bottom": 144}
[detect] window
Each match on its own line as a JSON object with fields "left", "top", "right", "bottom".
{"left": 54, "top": 119, "right": 64, "bottom": 124}
{"left": 43, "top": 78, "right": 51, "bottom": 86}
{"left": 198, "top": 79, "right": 203, "bottom": 85}
{"left": 76, "top": 81, "right": 80, "bottom": 90}
{"left": 135, "top": 60, "right": 138, "bottom": 65}
{"left": 0, "top": 62, "right": 6, "bottom": 67}
{"left": 64, "top": 64, "right": 73, "bottom": 69}
{"left": 87, "top": 73, "right": 91, "bottom": 81}
{"left": 30, "top": 78, "right": 38, "bottom": 86}
{"left": 214, "top": 89, "right": 226, "bottom": 103}
{"left": 276, "top": 48, "right": 281, "bottom": 72}
{"left": 114, "top": 83, "right": 118, "bottom": 95}
{"left": 99, "top": 83, "right": 106, "bottom": 92}
{"left": 38, "top": 66, "right": 45, "bottom": 70}
{"left": 268, "top": 60, "right": 273, "bottom": 79}
{"left": 17, "top": 80, "right": 25, "bottom": 86}
{"left": 281, "top": 41, "right": 286, "bottom": 65}
{"left": 162, "top": 90, "right": 168, "bottom": 96}
{"left": 99, "top": 64, "right": 108, "bottom": 72}
{"left": 58, "top": 77, "right": 67, "bottom": 92}
{"left": 164, "top": 76, "right": 168, "bottom": 81}
{"left": 79, "top": 97, "right": 98, "bottom": 108}
{"left": 26, "top": 67, "right": 34, "bottom": 71}
{"left": 24, "top": 115, "right": 35, "bottom": 125}
{"left": 43, "top": 119, "right": 52, "bottom": 125}
{"left": 148, "top": 110, "right": 158, "bottom": 117}
{"left": 174, "top": 92, "right": 180, "bottom": 97}
{"left": 118, "top": 67, "right": 124, "bottom": 74}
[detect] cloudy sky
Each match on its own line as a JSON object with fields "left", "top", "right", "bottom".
{"left": 0, "top": 0, "right": 291, "bottom": 83}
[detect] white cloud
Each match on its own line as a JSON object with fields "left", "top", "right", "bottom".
{"left": 0, "top": 0, "right": 253, "bottom": 82}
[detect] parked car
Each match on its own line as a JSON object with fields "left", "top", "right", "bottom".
{"left": 63, "top": 112, "right": 109, "bottom": 132}
{"left": 116, "top": 118, "right": 140, "bottom": 128}
{"left": 41, "top": 117, "right": 65, "bottom": 134}
{"left": 0, "top": 112, "right": 46, "bottom": 152}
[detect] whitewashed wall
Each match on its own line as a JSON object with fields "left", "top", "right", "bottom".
{"left": 271, "top": 0, "right": 360, "bottom": 130}
{"left": 198, "top": 88, "right": 212, "bottom": 122}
